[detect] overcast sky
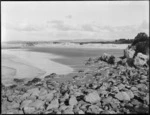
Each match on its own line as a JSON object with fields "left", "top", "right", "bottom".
{"left": 1, "top": 1, "right": 149, "bottom": 41}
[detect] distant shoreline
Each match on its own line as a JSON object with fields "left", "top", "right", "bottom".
{"left": 2, "top": 42, "right": 129, "bottom": 50}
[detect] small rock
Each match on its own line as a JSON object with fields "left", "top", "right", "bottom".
{"left": 28, "top": 88, "right": 40, "bottom": 97}
{"left": 101, "top": 110, "right": 116, "bottom": 114}
{"left": 38, "top": 88, "right": 48, "bottom": 100}
{"left": 141, "top": 75, "right": 147, "bottom": 80}
{"left": 144, "top": 94, "right": 149, "bottom": 105}
{"left": 44, "top": 73, "right": 57, "bottom": 80}
{"left": 88, "top": 105, "right": 102, "bottom": 114}
{"left": 117, "top": 84, "right": 125, "bottom": 90}
{"left": 21, "top": 100, "right": 33, "bottom": 109}
{"left": 7, "top": 101, "right": 20, "bottom": 109}
{"left": 78, "top": 110, "right": 85, "bottom": 114}
{"left": 47, "top": 98, "right": 59, "bottom": 110}
{"left": 126, "top": 90, "right": 134, "bottom": 99}
{"left": 85, "top": 91, "right": 101, "bottom": 103}
{"left": 13, "top": 78, "right": 25, "bottom": 84}
{"left": 131, "top": 99, "right": 142, "bottom": 106}
{"left": 59, "top": 104, "right": 68, "bottom": 111}
{"left": 31, "top": 77, "right": 41, "bottom": 84}
{"left": 115, "top": 91, "right": 130, "bottom": 101}
{"left": 102, "top": 96, "right": 113, "bottom": 106}
{"left": 29, "top": 100, "right": 45, "bottom": 110}
{"left": 69, "top": 95, "right": 78, "bottom": 107}
{"left": 6, "top": 109, "right": 19, "bottom": 114}
{"left": 23, "top": 106, "right": 35, "bottom": 114}
{"left": 63, "top": 107, "right": 74, "bottom": 114}
{"left": 131, "top": 87, "right": 138, "bottom": 91}
{"left": 45, "top": 92, "right": 54, "bottom": 102}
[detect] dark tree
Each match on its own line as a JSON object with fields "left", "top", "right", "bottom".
{"left": 132, "top": 32, "right": 149, "bottom": 46}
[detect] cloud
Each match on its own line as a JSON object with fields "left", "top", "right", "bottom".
{"left": 3, "top": 19, "right": 149, "bottom": 41}
{"left": 66, "top": 15, "right": 72, "bottom": 19}
{"left": 81, "top": 24, "right": 94, "bottom": 32}
{"left": 47, "top": 20, "right": 64, "bottom": 25}
{"left": 48, "top": 20, "right": 77, "bottom": 31}
{"left": 5, "top": 22, "right": 43, "bottom": 32}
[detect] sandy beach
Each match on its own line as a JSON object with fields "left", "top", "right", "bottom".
{"left": 2, "top": 49, "right": 73, "bottom": 86}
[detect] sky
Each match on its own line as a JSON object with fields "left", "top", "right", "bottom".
{"left": 1, "top": 1, "right": 149, "bottom": 42}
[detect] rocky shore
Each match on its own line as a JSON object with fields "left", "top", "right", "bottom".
{"left": 1, "top": 33, "right": 149, "bottom": 114}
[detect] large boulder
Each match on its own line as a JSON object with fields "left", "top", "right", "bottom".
{"left": 124, "top": 48, "right": 135, "bottom": 59}
{"left": 134, "top": 53, "right": 149, "bottom": 67}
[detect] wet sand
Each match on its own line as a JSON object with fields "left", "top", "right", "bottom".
{"left": 2, "top": 49, "right": 74, "bottom": 86}
{"left": 26, "top": 47, "right": 123, "bottom": 71}
{"left": 2, "top": 46, "right": 123, "bottom": 86}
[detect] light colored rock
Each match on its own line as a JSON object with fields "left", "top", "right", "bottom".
{"left": 117, "top": 84, "right": 125, "bottom": 90}
{"left": 23, "top": 106, "right": 35, "bottom": 114}
{"left": 45, "top": 92, "right": 54, "bottom": 102}
{"left": 39, "top": 88, "right": 47, "bottom": 95}
{"left": 102, "top": 96, "right": 113, "bottom": 105}
{"left": 47, "top": 98, "right": 59, "bottom": 110}
{"left": 30, "top": 88, "right": 40, "bottom": 97}
{"left": 7, "top": 102, "right": 20, "bottom": 109}
{"left": 21, "top": 100, "right": 33, "bottom": 109}
{"left": 29, "top": 100, "right": 45, "bottom": 110}
{"left": 7, "top": 95, "right": 15, "bottom": 102}
{"left": 102, "top": 110, "right": 116, "bottom": 114}
{"left": 134, "top": 53, "right": 149, "bottom": 67}
{"left": 131, "top": 87, "right": 138, "bottom": 91}
{"left": 78, "top": 110, "right": 85, "bottom": 114}
{"left": 122, "top": 92, "right": 130, "bottom": 101}
{"left": 20, "top": 93, "right": 31, "bottom": 101}
{"left": 69, "top": 96, "right": 78, "bottom": 106}
{"left": 144, "top": 94, "right": 149, "bottom": 105}
{"left": 126, "top": 90, "right": 134, "bottom": 99}
{"left": 18, "top": 110, "right": 24, "bottom": 114}
{"left": 124, "top": 48, "right": 135, "bottom": 59}
{"left": 59, "top": 104, "right": 68, "bottom": 111}
{"left": 111, "top": 86, "right": 119, "bottom": 93}
{"left": 6, "top": 109, "right": 19, "bottom": 114}
{"left": 100, "top": 53, "right": 111, "bottom": 62}
{"left": 64, "top": 107, "right": 74, "bottom": 114}
{"left": 115, "top": 92, "right": 130, "bottom": 101}
{"left": 85, "top": 91, "right": 101, "bottom": 103}
{"left": 88, "top": 105, "right": 102, "bottom": 114}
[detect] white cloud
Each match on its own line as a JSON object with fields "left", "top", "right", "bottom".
{"left": 2, "top": 19, "right": 149, "bottom": 41}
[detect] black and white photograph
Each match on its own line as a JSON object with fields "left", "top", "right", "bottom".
{"left": 1, "top": 1, "right": 149, "bottom": 114}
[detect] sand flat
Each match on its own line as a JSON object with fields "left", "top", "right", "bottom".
{"left": 2, "top": 49, "right": 74, "bottom": 85}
